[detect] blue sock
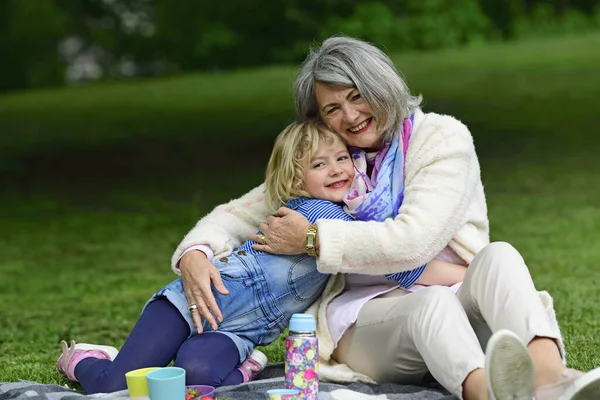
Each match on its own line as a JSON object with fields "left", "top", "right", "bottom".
{"left": 74, "top": 297, "right": 190, "bottom": 394}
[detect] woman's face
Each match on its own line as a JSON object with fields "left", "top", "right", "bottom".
{"left": 315, "top": 83, "right": 381, "bottom": 150}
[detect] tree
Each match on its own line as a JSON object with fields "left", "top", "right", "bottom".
{"left": 0, "top": 0, "right": 67, "bottom": 91}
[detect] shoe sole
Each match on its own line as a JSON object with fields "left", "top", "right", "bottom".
{"left": 485, "top": 330, "right": 535, "bottom": 400}
{"left": 56, "top": 340, "right": 72, "bottom": 375}
{"left": 558, "top": 367, "right": 600, "bottom": 400}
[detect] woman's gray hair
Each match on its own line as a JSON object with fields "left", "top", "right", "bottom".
{"left": 294, "top": 35, "right": 422, "bottom": 143}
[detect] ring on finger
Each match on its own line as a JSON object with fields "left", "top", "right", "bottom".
{"left": 258, "top": 234, "right": 266, "bottom": 245}
{"left": 188, "top": 304, "right": 198, "bottom": 312}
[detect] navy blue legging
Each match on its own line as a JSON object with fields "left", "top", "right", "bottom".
{"left": 75, "top": 297, "right": 244, "bottom": 394}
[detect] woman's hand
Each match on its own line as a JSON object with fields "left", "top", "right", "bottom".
{"left": 251, "top": 207, "right": 311, "bottom": 255}
{"left": 179, "top": 250, "right": 229, "bottom": 333}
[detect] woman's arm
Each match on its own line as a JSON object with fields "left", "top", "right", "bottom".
{"left": 317, "top": 115, "right": 481, "bottom": 274}
{"left": 171, "top": 183, "right": 272, "bottom": 274}
{"left": 254, "top": 114, "right": 485, "bottom": 274}
{"left": 172, "top": 183, "right": 272, "bottom": 332}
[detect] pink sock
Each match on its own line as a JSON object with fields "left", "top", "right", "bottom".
{"left": 66, "top": 349, "right": 111, "bottom": 381}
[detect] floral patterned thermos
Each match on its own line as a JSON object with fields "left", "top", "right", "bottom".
{"left": 284, "top": 313, "right": 318, "bottom": 399}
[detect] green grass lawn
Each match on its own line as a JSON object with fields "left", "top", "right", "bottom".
{"left": 0, "top": 33, "right": 599, "bottom": 387}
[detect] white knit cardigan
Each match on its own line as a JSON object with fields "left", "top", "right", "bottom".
{"left": 171, "top": 109, "right": 565, "bottom": 383}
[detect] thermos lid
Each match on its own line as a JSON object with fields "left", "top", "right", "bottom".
{"left": 289, "top": 313, "right": 316, "bottom": 332}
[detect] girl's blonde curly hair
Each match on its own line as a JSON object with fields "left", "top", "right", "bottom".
{"left": 265, "top": 120, "right": 344, "bottom": 211}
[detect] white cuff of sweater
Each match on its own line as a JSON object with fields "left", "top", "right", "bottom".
{"left": 315, "top": 219, "right": 345, "bottom": 274}
{"left": 176, "top": 245, "right": 214, "bottom": 270}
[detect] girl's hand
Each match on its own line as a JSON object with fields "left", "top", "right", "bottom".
{"left": 414, "top": 258, "right": 467, "bottom": 286}
{"left": 251, "top": 207, "right": 310, "bottom": 255}
{"left": 179, "top": 251, "right": 229, "bottom": 333}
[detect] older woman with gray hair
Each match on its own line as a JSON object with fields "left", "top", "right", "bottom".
{"left": 174, "top": 36, "right": 600, "bottom": 399}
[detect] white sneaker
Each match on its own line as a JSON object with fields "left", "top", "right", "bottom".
{"left": 485, "top": 330, "right": 534, "bottom": 400}
{"left": 238, "top": 349, "right": 268, "bottom": 382}
{"left": 57, "top": 340, "right": 119, "bottom": 381}
{"left": 248, "top": 348, "right": 268, "bottom": 369}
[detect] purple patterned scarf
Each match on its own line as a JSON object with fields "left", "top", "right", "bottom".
{"left": 343, "top": 114, "right": 414, "bottom": 221}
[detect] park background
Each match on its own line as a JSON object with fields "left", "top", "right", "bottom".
{"left": 0, "top": 0, "right": 599, "bottom": 388}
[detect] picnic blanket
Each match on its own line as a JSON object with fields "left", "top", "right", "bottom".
{"left": 0, "top": 364, "right": 454, "bottom": 399}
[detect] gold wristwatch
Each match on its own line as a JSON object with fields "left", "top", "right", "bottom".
{"left": 306, "top": 224, "right": 318, "bottom": 256}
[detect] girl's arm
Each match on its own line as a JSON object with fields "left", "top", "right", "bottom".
{"left": 414, "top": 258, "right": 467, "bottom": 287}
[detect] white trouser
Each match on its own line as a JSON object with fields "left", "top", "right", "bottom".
{"left": 332, "top": 242, "right": 562, "bottom": 398}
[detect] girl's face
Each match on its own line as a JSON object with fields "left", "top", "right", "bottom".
{"left": 315, "top": 83, "right": 382, "bottom": 150}
{"left": 303, "top": 138, "right": 355, "bottom": 203}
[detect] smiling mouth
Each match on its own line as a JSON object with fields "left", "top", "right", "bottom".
{"left": 348, "top": 118, "right": 372, "bottom": 134}
{"left": 327, "top": 180, "right": 349, "bottom": 189}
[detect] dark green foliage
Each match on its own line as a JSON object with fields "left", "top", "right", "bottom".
{"left": 327, "top": 0, "right": 499, "bottom": 50}
{"left": 479, "top": 0, "right": 527, "bottom": 37}
{"left": 0, "top": 0, "right": 67, "bottom": 91}
{"left": 152, "top": 0, "right": 356, "bottom": 69}
{"left": 1, "top": 0, "right": 600, "bottom": 92}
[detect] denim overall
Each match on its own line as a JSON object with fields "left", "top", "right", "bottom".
{"left": 144, "top": 198, "right": 347, "bottom": 363}
{"left": 145, "top": 252, "right": 328, "bottom": 363}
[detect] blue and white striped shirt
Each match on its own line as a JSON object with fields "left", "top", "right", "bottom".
{"left": 385, "top": 264, "right": 428, "bottom": 289}
{"left": 238, "top": 196, "right": 427, "bottom": 289}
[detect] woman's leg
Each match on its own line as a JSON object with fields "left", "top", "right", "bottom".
{"left": 74, "top": 297, "right": 190, "bottom": 393}
{"left": 333, "top": 286, "right": 487, "bottom": 399}
{"left": 173, "top": 332, "right": 243, "bottom": 387}
{"left": 456, "top": 242, "right": 565, "bottom": 388}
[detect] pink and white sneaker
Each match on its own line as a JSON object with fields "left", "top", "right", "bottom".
{"left": 536, "top": 367, "right": 600, "bottom": 400}
{"left": 238, "top": 349, "right": 268, "bottom": 383}
{"left": 57, "top": 340, "right": 119, "bottom": 382}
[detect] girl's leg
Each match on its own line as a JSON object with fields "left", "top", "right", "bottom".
{"left": 456, "top": 242, "right": 565, "bottom": 387}
{"left": 221, "top": 367, "right": 245, "bottom": 386}
{"left": 332, "top": 286, "right": 487, "bottom": 399}
{"left": 173, "top": 332, "right": 243, "bottom": 387}
{"left": 74, "top": 297, "right": 190, "bottom": 393}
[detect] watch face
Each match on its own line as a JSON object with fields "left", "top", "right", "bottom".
{"left": 306, "top": 226, "right": 317, "bottom": 256}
